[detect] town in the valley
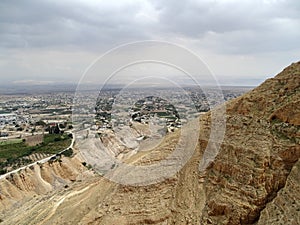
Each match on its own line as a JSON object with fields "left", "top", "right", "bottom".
{"left": 0, "top": 86, "right": 251, "bottom": 174}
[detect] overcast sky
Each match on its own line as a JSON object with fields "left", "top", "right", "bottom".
{"left": 0, "top": 0, "right": 300, "bottom": 86}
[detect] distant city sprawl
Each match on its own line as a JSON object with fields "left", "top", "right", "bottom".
{"left": 0, "top": 86, "right": 250, "bottom": 175}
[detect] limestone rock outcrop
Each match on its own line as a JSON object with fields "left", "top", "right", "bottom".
{"left": 199, "top": 61, "right": 300, "bottom": 224}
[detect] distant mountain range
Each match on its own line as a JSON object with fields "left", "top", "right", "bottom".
{"left": 0, "top": 83, "right": 255, "bottom": 95}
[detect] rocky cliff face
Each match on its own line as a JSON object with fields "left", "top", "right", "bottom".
{"left": 257, "top": 159, "right": 300, "bottom": 225}
{"left": 0, "top": 62, "right": 299, "bottom": 225}
{"left": 199, "top": 61, "right": 300, "bottom": 224}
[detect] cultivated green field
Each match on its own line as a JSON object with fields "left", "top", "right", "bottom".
{"left": 0, "top": 134, "right": 72, "bottom": 174}
{"left": 0, "top": 139, "right": 23, "bottom": 146}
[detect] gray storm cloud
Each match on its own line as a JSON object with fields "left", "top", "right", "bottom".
{"left": 0, "top": 0, "right": 299, "bottom": 84}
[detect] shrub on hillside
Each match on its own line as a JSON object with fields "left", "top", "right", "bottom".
{"left": 62, "top": 148, "right": 73, "bottom": 157}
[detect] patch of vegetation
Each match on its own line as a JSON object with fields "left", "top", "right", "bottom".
{"left": 82, "top": 162, "right": 93, "bottom": 170}
{"left": 35, "top": 120, "right": 46, "bottom": 126}
{"left": 270, "top": 116, "right": 282, "bottom": 124}
{"left": 0, "top": 168, "right": 7, "bottom": 175}
{"left": 0, "top": 134, "right": 72, "bottom": 173}
{"left": 0, "top": 139, "right": 23, "bottom": 146}
{"left": 271, "top": 121, "right": 299, "bottom": 144}
{"left": 61, "top": 148, "right": 73, "bottom": 157}
{"left": 272, "top": 129, "right": 290, "bottom": 140}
